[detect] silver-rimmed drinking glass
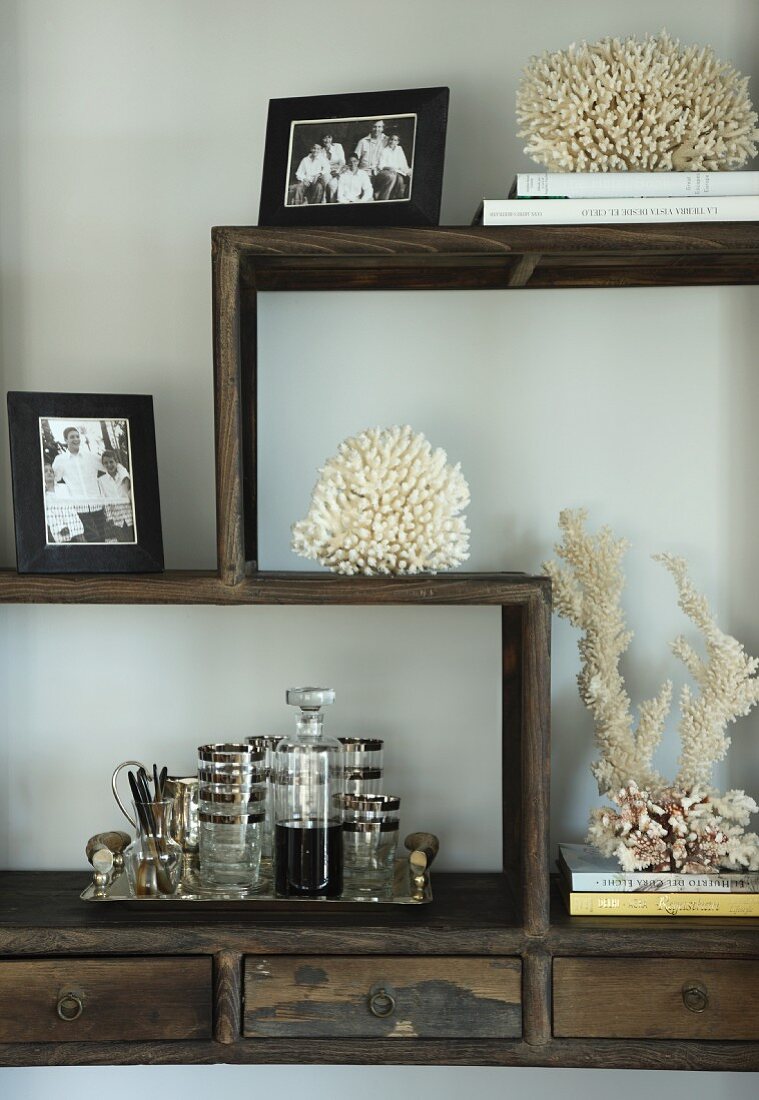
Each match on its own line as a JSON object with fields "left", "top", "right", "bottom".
{"left": 339, "top": 737, "right": 383, "bottom": 770}
{"left": 197, "top": 742, "right": 267, "bottom": 890}
{"left": 197, "top": 742, "right": 265, "bottom": 776}
{"left": 199, "top": 786, "right": 267, "bottom": 812}
{"left": 198, "top": 807, "right": 265, "bottom": 889}
{"left": 339, "top": 793, "right": 401, "bottom": 822}
{"left": 342, "top": 819, "right": 399, "bottom": 897}
{"left": 340, "top": 738, "right": 384, "bottom": 797}
{"left": 343, "top": 767, "right": 383, "bottom": 795}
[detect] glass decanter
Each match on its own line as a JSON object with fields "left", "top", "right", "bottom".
{"left": 274, "top": 687, "right": 344, "bottom": 898}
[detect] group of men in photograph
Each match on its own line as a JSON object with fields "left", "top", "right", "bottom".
{"left": 291, "top": 119, "right": 412, "bottom": 205}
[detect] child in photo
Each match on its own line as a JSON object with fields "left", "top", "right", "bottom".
{"left": 98, "top": 449, "right": 136, "bottom": 542}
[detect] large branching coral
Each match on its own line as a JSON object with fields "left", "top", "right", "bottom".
{"left": 517, "top": 31, "right": 759, "bottom": 172}
{"left": 292, "top": 426, "right": 470, "bottom": 576}
{"left": 545, "top": 509, "right": 759, "bottom": 871}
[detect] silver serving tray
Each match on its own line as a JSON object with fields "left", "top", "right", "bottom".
{"left": 81, "top": 857, "right": 432, "bottom": 911}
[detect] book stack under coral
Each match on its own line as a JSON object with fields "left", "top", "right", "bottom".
{"left": 481, "top": 172, "right": 759, "bottom": 226}
{"left": 559, "top": 844, "right": 759, "bottom": 917}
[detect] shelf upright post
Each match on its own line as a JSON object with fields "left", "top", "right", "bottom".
{"left": 212, "top": 228, "right": 247, "bottom": 585}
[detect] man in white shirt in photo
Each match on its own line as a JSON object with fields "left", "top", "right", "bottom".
{"left": 51, "top": 425, "right": 106, "bottom": 541}
{"left": 336, "top": 155, "right": 374, "bottom": 203}
{"left": 354, "top": 120, "right": 388, "bottom": 182}
{"left": 374, "top": 132, "right": 412, "bottom": 200}
{"left": 292, "top": 143, "right": 328, "bottom": 205}
{"left": 98, "top": 449, "right": 135, "bottom": 542}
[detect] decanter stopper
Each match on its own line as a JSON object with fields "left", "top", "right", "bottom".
{"left": 286, "top": 687, "right": 335, "bottom": 711}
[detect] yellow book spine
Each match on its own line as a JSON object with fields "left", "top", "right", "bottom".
{"left": 566, "top": 889, "right": 759, "bottom": 917}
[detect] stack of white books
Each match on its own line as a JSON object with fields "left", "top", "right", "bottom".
{"left": 481, "top": 172, "right": 759, "bottom": 226}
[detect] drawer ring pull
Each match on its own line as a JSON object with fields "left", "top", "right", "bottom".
{"left": 682, "top": 980, "right": 709, "bottom": 1014}
{"left": 368, "top": 984, "right": 396, "bottom": 1019}
{"left": 56, "top": 990, "right": 84, "bottom": 1022}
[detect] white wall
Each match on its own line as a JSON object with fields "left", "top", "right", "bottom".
{"left": 1, "top": 0, "right": 758, "bottom": 1094}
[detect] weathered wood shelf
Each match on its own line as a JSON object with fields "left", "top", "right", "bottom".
{"left": 2, "top": 1036, "right": 757, "bottom": 1071}
{"left": 2, "top": 873, "right": 759, "bottom": 1069}
{"left": 0, "top": 872, "right": 521, "bottom": 952}
{"left": 221, "top": 222, "right": 759, "bottom": 291}
{"left": 0, "top": 569, "right": 548, "bottom": 606}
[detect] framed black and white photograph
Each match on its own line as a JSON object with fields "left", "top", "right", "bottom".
{"left": 7, "top": 391, "right": 164, "bottom": 574}
{"left": 259, "top": 87, "right": 449, "bottom": 227}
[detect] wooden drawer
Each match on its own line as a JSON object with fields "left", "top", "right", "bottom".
{"left": 554, "top": 957, "right": 759, "bottom": 1040}
{"left": 0, "top": 957, "right": 212, "bottom": 1043}
{"left": 244, "top": 955, "right": 521, "bottom": 1038}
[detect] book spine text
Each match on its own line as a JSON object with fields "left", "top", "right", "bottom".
{"left": 515, "top": 172, "right": 759, "bottom": 199}
{"left": 483, "top": 196, "right": 759, "bottom": 226}
{"left": 566, "top": 890, "right": 759, "bottom": 916}
{"left": 565, "top": 873, "right": 759, "bottom": 893}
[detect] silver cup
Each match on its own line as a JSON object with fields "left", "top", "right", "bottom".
{"left": 164, "top": 775, "right": 200, "bottom": 862}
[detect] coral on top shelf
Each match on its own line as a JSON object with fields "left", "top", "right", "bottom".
{"left": 517, "top": 31, "right": 759, "bottom": 172}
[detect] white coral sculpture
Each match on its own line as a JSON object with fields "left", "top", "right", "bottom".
{"left": 517, "top": 31, "right": 759, "bottom": 172}
{"left": 291, "top": 425, "right": 470, "bottom": 576}
{"left": 544, "top": 509, "right": 759, "bottom": 872}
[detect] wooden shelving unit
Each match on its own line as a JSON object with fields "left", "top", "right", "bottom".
{"left": 1, "top": 225, "right": 758, "bottom": 1069}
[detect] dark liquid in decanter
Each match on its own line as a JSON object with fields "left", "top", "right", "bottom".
{"left": 275, "top": 821, "right": 343, "bottom": 898}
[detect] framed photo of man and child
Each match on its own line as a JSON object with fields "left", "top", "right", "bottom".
{"left": 7, "top": 392, "right": 164, "bottom": 573}
{"left": 259, "top": 87, "right": 449, "bottom": 227}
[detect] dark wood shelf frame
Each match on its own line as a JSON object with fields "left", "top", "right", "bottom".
{"left": 2, "top": 874, "right": 759, "bottom": 1069}
{"left": 2, "top": 1037, "right": 758, "bottom": 1071}
{"left": 216, "top": 227, "right": 558, "bottom": 939}
{"left": 2, "top": 225, "right": 759, "bottom": 1068}
{"left": 0, "top": 569, "right": 545, "bottom": 606}
{"left": 212, "top": 223, "right": 759, "bottom": 585}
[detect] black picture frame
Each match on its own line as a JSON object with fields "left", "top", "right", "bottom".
{"left": 258, "top": 86, "right": 449, "bottom": 227}
{"left": 7, "top": 391, "right": 164, "bottom": 574}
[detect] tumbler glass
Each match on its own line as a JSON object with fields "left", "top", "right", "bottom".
{"left": 339, "top": 793, "right": 401, "bottom": 823}
{"left": 197, "top": 742, "right": 267, "bottom": 889}
{"left": 340, "top": 738, "right": 384, "bottom": 797}
{"left": 339, "top": 737, "right": 383, "bottom": 770}
{"left": 343, "top": 767, "right": 383, "bottom": 795}
{"left": 198, "top": 808, "right": 265, "bottom": 889}
{"left": 199, "top": 786, "right": 267, "bottom": 813}
{"left": 342, "top": 820, "right": 399, "bottom": 898}
{"left": 198, "top": 742, "right": 265, "bottom": 779}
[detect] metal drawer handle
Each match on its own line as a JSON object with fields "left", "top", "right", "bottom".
{"left": 682, "top": 980, "right": 709, "bottom": 1014}
{"left": 368, "top": 983, "right": 396, "bottom": 1019}
{"left": 56, "top": 990, "right": 84, "bottom": 1021}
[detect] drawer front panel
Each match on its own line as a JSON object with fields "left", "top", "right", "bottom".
{"left": 244, "top": 956, "right": 521, "bottom": 1038}
{"left": 0, "top": 957, "right": 213, "bottom": 1043}
{"left": 554, "top": 957, "right": 759, "bottom": 1040}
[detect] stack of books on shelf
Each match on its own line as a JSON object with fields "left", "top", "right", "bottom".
{"left": 476, "top": 171, "right": 759, "bottom": 226}
{"left": 558, "top": 843, "right": 759, "bottom": 918}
